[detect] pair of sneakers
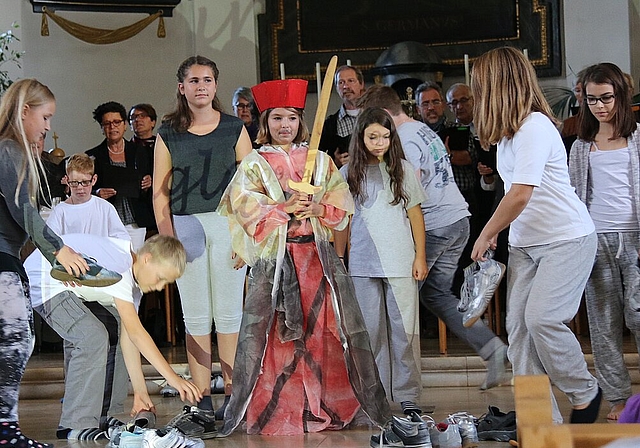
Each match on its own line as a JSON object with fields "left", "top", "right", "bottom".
{"left": 109, "top": 409, "right": 205, "bottom": 448}
{"left": 108, "top": 410, "right": 156, "bottom": 447}
{"left": 370, "top": 412, "right": 432, "bottom": 448}
{"left": 459, "top": 249, "right": 506, "bottom": 328}
{"left": 422, "top": 412, "right": 480, "bottom": 448}
{"left": 421, "top": 415, "right": 461, "bottom": 448}
{"left": 111, "top": 427, "right": 204, "bottom": 448}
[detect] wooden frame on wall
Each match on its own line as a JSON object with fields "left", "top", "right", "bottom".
{"left": 30, "top": 0, "right": 182, "bottom": 16}
{"left": 258, "top": 0, "right": 562, "bottom": 89}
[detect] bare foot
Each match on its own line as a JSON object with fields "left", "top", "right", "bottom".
{"left": 607, "top": 403, "right": 626, "bottom": 420}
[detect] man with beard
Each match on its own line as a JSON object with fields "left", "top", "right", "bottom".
{"left": 319, "top": 65, "right": 366, "bottom": 167}
{"left": 416, "top": 81, "right": 452, "bottom": 133}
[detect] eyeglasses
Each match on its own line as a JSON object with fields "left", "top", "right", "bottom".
{"left": 586, "top": 94, "right": 615, "bottom": 106}
{"left": 67, "top": 179, "right": 93, "bottom": 187}
{"left": 102, "top": 119, "right": 124, "bottom": 128}
{"left": 419, "top": 100, "right": 443, "bottom": 108}
{"left": 448, "top": 97, "right": 471, "bottom": 107}
{"left": 234, "top": 103, "right": 251, "bottom": 110}
{"left": 129, "top": 113, "right": 148, "bottom": 122}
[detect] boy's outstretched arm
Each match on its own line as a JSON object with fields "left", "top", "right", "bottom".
{"left": 115, "top": 298, "right": 203, "bottom": 404}
{"left": 119, "top": 323, "right": 157, "bottom": 416}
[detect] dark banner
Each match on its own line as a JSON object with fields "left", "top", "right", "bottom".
{"left": 258, "top": 0, "right": 561, "bottom": 87}
{"left": 299, "top": 0, "right": 518, "bottom": 51}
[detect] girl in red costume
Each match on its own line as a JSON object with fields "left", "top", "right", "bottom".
{"left": 218, "top": 79, "right": 390, "bottom": 436}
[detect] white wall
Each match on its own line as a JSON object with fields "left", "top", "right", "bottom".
{"left": 0, "top": 0, "right": 25, "bottom": 82}
{"left": 3, "top": 0, "right": 263, "bottom": 154}
{"left": 0, "top": 0, "right": 638, "bottom": 154}
{"left": 559, "top": 0, "right": 631, "bottom": 88}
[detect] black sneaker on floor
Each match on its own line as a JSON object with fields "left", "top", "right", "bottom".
{"left": 476, "top": 406, "right": 517, "bottom": 442}
{"left": 167, "top": 405, "right": 217, "bottom": 439}
{"left": 370, "top": 414, "right": 432, "bottom": 448}
{"left": 50, "top": 255, "right": 122, "bottom": 287}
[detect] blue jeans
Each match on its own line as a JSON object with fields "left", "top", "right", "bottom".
{"left": 419, "top": 217, "right": 503, "bottom": 360}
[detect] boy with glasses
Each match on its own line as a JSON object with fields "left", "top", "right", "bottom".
{"left": 47, "top": 153, "right": 130, "bottom": 241}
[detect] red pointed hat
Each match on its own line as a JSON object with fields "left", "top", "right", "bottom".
{"left": 251, "top": 79, "right": 308, "bottom": 113}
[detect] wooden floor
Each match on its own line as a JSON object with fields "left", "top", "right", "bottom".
{"left": 20, "top": 334, "right": 638, "bottom": 448}
{"left": 19, "top": 384, "right": 631, "bottom": 448}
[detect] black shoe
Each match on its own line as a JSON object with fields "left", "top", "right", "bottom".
{"left": 476, "top": 406, "right": 517, "bottom": 442}
{"left": 50, "top": 255, "right": 122, "bottom": 287}
{"left": 370, "top": 414, "right": 432, "bottom": 447}
{"left": 570, "top": 387, "right": 602, "bottom": 424}
{"left": 167, "top": 405, "right": 217, "bottom": 439}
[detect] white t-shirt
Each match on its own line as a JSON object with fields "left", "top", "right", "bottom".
{"left": 46, "top": 195, "right": 130, "bottom": 241}
{"left": 588, "top": 147, "right": 638, "bottom": 232}
{"left": 25, "top": 234, "right": 140, "bottom": 309}
{"left": 498, "top": 112, "right": 594, "bottom": 247}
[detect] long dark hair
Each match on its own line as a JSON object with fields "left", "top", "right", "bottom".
{"left": 347, "top": 107, "right": 408, "bottom": 206}
{"left": 163, "top": 55, "right": 224, "bottom": 132}
{"left": 577, "top": 62, "right": 637, "bottom": 142}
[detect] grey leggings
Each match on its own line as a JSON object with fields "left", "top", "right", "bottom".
{"left": 0, "top": 272, "right": 34, "bottom": 422}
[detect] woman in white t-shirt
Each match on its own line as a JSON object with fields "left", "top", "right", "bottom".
{"left": 470, "top": 47, "right": 600, "bottom": 424}
{"left": 569, "top": 62, "right": 640, "bottom": 421}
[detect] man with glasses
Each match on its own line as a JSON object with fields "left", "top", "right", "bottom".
{"left": 445, "top": 84, "right": 482, "bottom": 245}
{"left": 129, "top": 103, "right": 158, "bottom": 168}
{"left": 415, "top": 81, "right": 452, "bottom": 133}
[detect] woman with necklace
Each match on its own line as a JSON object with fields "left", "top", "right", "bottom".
{"left": 86, "top": 101, "right": 154, "bottom": 250}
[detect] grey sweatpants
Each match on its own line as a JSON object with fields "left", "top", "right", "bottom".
{"left": 585, "top": 232, "right": 640, "bottom": 407}
{"left": 506, "top": 232, "right": 598, "bottom": 423}
{"left": 351, "top": 276, "right": 421, "bottom": 404}
{"left": 35, "top": 291, "right": 127, "bottom": 430}
{"left": 419, "top": 217, "right": 504, "bottom": 361}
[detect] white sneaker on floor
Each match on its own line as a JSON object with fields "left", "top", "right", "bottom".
{"left": 142, "top": 427, "right": 204, "bottom": 448}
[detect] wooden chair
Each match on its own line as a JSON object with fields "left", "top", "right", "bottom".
{"left": 437, "top": 284, "right": 504, "bottom": 355}
{"left": 163, "top": 283, "right": 176, "bottom": 345}
{"left": 515, "top": 375, "right": 640, "bottom": 448}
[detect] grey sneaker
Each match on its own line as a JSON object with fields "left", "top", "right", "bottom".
{"left": 51, "top": 254, "right": 122, "bottom": 287}
{"left": 430, "top": 422, "right": 462, "bottom": 448}
{"left": 447, "top": 412, "right": 479, "bottom": 448}
{"left": 370, "top": 413, "right": 432, "bottom": 448}
{"left": 167, "top": 406, "right": 216, "bottom": 439}
{"left": 459, "top": 250, "right": 505, "bottom": 328}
